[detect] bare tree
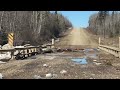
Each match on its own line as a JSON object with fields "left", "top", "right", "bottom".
{"left": 88, "top": 11, "right": 120, "bottom": 38}
{"left": 0, "top": 11, "right": 72, "bottom": 46}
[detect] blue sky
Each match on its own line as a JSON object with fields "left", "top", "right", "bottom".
{"left": 60, "top": 11, "right": 98, "bottom": 28}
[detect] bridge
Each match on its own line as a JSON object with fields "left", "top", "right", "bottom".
{"left": 98, "top": 37, "right": 120, "bottom": 58}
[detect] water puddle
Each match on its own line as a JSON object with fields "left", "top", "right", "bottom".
{"left": 71, "top": 58, "right": 87, "bottom": 64}
{"left": 84, "top": 48, "right": 98, "bottom": 59}
{"left": 71, "top": 48, "right": 99, "bottom": 64}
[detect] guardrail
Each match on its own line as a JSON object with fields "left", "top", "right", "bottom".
{"left": 14, "top": 46, "right": 40, "bottom": 57}
{"left": 0, "top": 46, "right": 41, "bottom": 60}
{"left": 98, "top": 37, "right": 120, "bottom": 58}
{"left": 0, "top": 39, "right": 54, "bottom": 60}
{"left": 98, "top": 45, "right": 120, "bottom": 58}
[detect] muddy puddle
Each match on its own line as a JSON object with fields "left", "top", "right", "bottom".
{"left": 71, "top": 48, "right": 99, "bottom": 64}
{"left": 84, "top": 48, "right": 99, "bottom": 59}
{"left": 71, "top": 57, "right": 87, "bottom": 64}
{"left": 27, "top": 48, "right": 99, "bottom": 65}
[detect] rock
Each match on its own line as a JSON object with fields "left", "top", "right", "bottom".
{"left": 0, "top": 73, "right": 3, "bottom": 79}
{"left": 43, "top": 64, "right": 48, "bottom": 67}
{"left": 60, "top": 70, "right": 67, "bottom": 74}
{"left": 95, "top": 62, "right": 101, "bottom": 65}
{"left": 93, "top": 62, "right": 101, "bottom": 65}
{"left": 45, "top": 73, "right": 52, "bottom": 78}
{"left": 33, "top": 75, "right": 42, "bottom": 79}
{"left": 93, "top": 60, "right": 97, "bottom": 62}
{"left": 89, "top": 78, "right": 93, "bottom": 79}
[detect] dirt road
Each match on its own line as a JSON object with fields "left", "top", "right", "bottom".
{"left": 70, "top": 28, "right": 97, "bottom": 45}
{"left": 0, "top": 28, "right": 119, "bottom": 79}
{"left": 56, "top": 28, "right": 98, "bottom": 48}
{"left": 0, "top": 51, "right": 119, "bottom": 79}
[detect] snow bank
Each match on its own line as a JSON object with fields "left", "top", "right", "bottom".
{"left": 2, "top": 44, "right": 14, "bottom": 49}
{"left": 0, "top": 54, "right": 11, "bottom": 60}
{"left": 0, "top": 61, "right": 6, "bottom": 64}
{"left": 15, "top": 46, "right": 24, "bottom": 48}
{"left": 0, "top": 44, "right": 12, "bottom": 60}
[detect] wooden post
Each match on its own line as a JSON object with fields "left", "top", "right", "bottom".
{"left": 99, "top": 37, "right": 101, "bottom": 45}
{"left": 52, "top": 39, "right": 54, "bottom": 45}
{"left": 51, "top": 39, "right": 55, "bottom": 48}
{"left": 118, "top": 37, "right": 120, "bottom": 58}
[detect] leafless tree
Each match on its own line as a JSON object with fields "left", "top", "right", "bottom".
{"left": 0, "top": 11, "right": 72, "bottom": 46}
{"left": 88, "top": 11, "right": 120, "bottom": 38}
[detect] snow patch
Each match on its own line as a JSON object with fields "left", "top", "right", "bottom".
{"left": 0, "top": 54, "right": 11, "bottom": 60}
{"left": 0, "top": 73, "right": 3, "bottom": 79}
{"left": 0, "top": 61, "right": 6, "bottom": 64}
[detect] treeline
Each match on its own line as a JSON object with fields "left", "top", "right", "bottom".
{"left": 88, "top": 11, "right": 120, "bottom": 38}
{"left": 0, "top": 11, "right": 72, "bottom": 46}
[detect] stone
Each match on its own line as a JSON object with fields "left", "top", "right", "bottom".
{"left": 93, "top": 62, "right": 101, "bottom": 65}
{"left": 93, "top": 60, "right": 97, "bottom": 62}
{"left": 45, "top": 73, "right": 52, "bottom": 78}
{"left": 60, "top": 70, "right": 67, "bottom": 74}
{"left": 33, "top": 75, "right": 42, "bottom": 79}
{"left": 89, "top": 78, "right": 93, "bottom": 79}
{"left": 43, "top": 64, "right": 48, "bottom": 67}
